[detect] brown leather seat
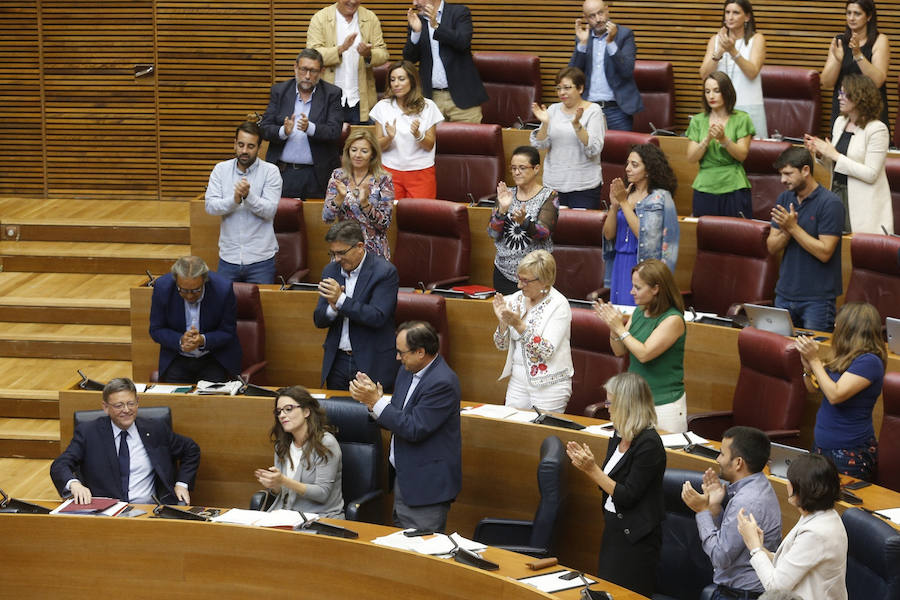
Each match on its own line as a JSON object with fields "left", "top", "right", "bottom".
{"left": 435, "top": 122, "right": 505, "bottom": 203}
{"left": 395, "top": 291, "right": 450, "bottom": 360}
{"left": 877, "top": 372, "right": 900, "bottom": 492}
{"left": 599, "top": 130, "right": 658, "bottom": 208}
{"left": 745, "top": 140, "right": 792, "bottom": 220}
{"left": 885, "top": 156, "right": 900, "bottom": 234}
{"left": 844, "top": 233, "right": 900, "bottom": 320}
{"left": 233, "top": 282, "right": 267, "bottom": 385}
{"left": 688, "top": 327, "right": 805, "bottom": 445}
{"left": 273, "top": 197, "right": 309, "bottom": 284}
{"left": 473, "top": 51, "right": 542, "bottom": 128}
{"left": 761, "top": 66, "right": 821, "bottom": 138}
{"left": 567, "top": 307, "right": 628, "bottom": 418}
{"left": 633, "top": 60, "right": 675, "bottom": 133}
{"left": 552, "top": 208, "right": 607, "bottom": 301}
{"left": 393, "top": 198, "right": 470, "bottom": 289}
{"left": 687, "top": 216, "right": 778, "bottom": 316}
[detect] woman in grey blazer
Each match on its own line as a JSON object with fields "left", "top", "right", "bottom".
{"left": 254, "top": 386, "right": 344, "bottom": 518}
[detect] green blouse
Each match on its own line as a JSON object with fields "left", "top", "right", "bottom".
{"left": 686, "top": 110, "right": 754, "bottom": 194}
{"left": 627, "top": 306, "right": 686, "bottom": 406}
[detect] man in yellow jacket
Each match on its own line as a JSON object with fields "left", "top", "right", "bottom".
{"left": 307, "top": 0, "right": 390, "bottom": 125}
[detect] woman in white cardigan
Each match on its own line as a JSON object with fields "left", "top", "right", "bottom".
{"left": 737, "top": 453, "right": 848, "bottom": 600}
{"left": 492, "top": 249, "right": 573, "bottom": 413}
{"left": 805, "top": 73, "right": 892, "bottom": 234}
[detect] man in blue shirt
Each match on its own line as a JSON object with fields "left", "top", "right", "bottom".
{"left": 682, "top": 426, "right": 782, "bottom": 600}
{"left": 767, "top": 147, "right": 843, "bottom": 332}
{"left": 568, "top": 0, "right": 643, "bottom": 131}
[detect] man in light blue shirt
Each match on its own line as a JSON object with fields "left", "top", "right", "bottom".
{"left": 682, "top": 426, "right": 782, "bottom": 599}
{"left": 205, "top": 121, "right": 282, "bottom": 284}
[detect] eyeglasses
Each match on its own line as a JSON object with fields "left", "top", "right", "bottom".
{"left": 510, "top": 165, "right": 535, "bottom": 173}
{"left": 517, "top": 276, "right": 538, "bottom": 285}
{"left": 177, "top": 285, "right": 203, "bottom": 295}
{"left": 274, "top": 404, "right": 302, "bottom": 417}
{"left": 555, "top": 84, "right": 575, "bottom": 92}
{"left": 297, "top": 67, "right": 320, "bottom": 75}
{"left": 105, "top": 400, "right": 138, "bottom": 412}
{"left": 328, "top": 246, "right": 355, "bottom": 259}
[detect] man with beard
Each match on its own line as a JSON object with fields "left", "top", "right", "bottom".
{"left": 204, "top": 121, "right": 283, "bottom": 284}
{"left": 260, "top": 48, "right": 343, "bottom": 200}
{"left": 568, "top": 0, "right": 643, "bottom": 131}
{"left": 766, "top": 147, "right": 843, "bottom": 332}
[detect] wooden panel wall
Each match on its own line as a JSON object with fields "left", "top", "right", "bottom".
{"left": 1, "top": 1, "right": 897, "bottom": 199}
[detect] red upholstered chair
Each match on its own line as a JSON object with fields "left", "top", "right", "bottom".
{"left": 632, "top": 60, "right": 675, "bottom": 133}
{"left": 844, "top": 233, "right": 900, "bottom": 321}
{"left": 551, "top": 208, "right": 607, "bottom": 301}
{"left": 233, "top": 282, "right": 267, "bottom": 385}
{"left": 745, "top": 140, "right": 792, "bottom": 220}
{"left": 599, "top": 131, "right": 658, "bottom": 208}
{"left": 273, "top": 197, "right": 309, "bottom": 284}
{"left": 686, "top": 216, "right": 779, "bottom": 316}
{"left": 567, "top": 307, "right": 628, "bottom": 418}
{"left": 473, "top": 51, "right": 542, "bottom": 128}
{"left": 373, "top": 63, "right": 389, "bottom": 100}
{"left": 393, "top": 198, "right": 470, "bottom": 289}
{"left": 886, "top": 156, "right": 900, "bottom": 234}
{"left": 435, "top": 122, "right": 504, "bottom": 203}
{"left": 877, "top": 372, "right": 900, "bottom": 492}
{"left": 894, "top": 74, "right": 900, "bottom": 149}
{"left": 395, "top": 291, "right": 450, "bottom": 359}
{"left": 761, "top": 66, "right": 821, "bottom": 138}
{"left": 688, "top": 327, "right": 805, "bottom": 445}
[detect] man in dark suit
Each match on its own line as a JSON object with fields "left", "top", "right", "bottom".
{"left": 313, "top": 220, "right": 399, "bottom": 391}
{"left": 403, "top": 0, "right": 488, "bottom": 123}
{"left": 350, "top": 321, "right": 461, "bottom": 532}
{"left": 50, "top": 378, "right": 201, "bottom": 505}
{"left": 149, "top": 255, "right": 241, "bottom": 384}
{"left": 260, "top": 48, "right": 343, "bottom": 199}
{"left": 569, "top": 0, "right": 643, "bottom": 131}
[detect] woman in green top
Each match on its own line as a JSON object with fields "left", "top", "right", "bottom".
{"left": 594, "top": 259, "right": 687, "bottom": 433}
{"left": 686, "top": 71, "right": 755, "bottom": 218}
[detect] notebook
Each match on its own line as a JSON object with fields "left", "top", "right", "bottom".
{"left": 768, "top": 442, "right": 809, "bottom": 479}
{"left": 743, "top": 304, "right": 794, "bottom": 337}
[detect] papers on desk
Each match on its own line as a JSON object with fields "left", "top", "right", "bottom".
{"left": 134, "top": 383, "right": 148, "bottom": 393}
{"left": 684, "top": 310, "right": 719, "bottom": 323}
{"left": 583, "top": 424, "right": 616, "bottom": 438}
{"left": 517, "top": 570, "right": 596, "bottom": 593}
{"left": 871, "top": 508, "right": 900, "bottom": 525}
{"left": 51, "top": 498, "right": 128, "bottom": 517}
{"left": 145, "top": 384, "right": 192, "bottom": 394}
{"left": 194, "top": 380, "right": 242, "bottom": 395}
{"left": 311, "top": 393, "right": 326, "bottom": 400}
{"left": 372, "top": 531, "right": 487, "bottom": 557}
{"left": 462, "top": 404, "right": 536, "bottom": 423}
{"left": 211, "top": 508, "right": 318, "bottom": 528}
{"left": 661, "top": 432, "right": 709, "bottom": 448}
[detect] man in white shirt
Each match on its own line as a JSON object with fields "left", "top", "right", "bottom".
{"left": 307, "top": 0, "right": 389, "bottom": 125}
{"left": 204, "top": 121, "right": 282, "bottom": 284}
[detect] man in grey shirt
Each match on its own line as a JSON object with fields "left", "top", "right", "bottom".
{"left": 682, "top": 426, "right": 782, "bottom": 599}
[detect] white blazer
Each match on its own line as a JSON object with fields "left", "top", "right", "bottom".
{"left": 831, "top": 115, "right": 893, "bottom": 234}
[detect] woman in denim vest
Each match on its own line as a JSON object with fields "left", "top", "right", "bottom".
{"left": 603, "top": 144, "right": 679, "bottom": 305}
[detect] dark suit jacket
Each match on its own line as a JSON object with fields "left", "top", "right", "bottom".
{"left": 260, "top": 78, "right": 343, "bottom": 193}
{"left": 50, "top": 416, "right": 201, "bottom": 504}
{"left": 601, "top": 427, "right": 666, "bottom": 542}
{"left": 313, "top": 252, "right": 399, "bottom": 390}
{"left": 149, "top": 272, "right": 241, "bottom": 379}
{"left": 403, "top": 3, "right": 488, "bottom": 110}
{"left": 569, "top": 24, "right": 644, "bottom": 116}
{"left": 377, "top": 354, "right": 461, "bottom": 506}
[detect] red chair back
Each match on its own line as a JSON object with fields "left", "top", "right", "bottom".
{"left": 599, "top": 131, "right": 657, "bottom": 208}
{"left": 394, "top": 198, "right": 471, "bottom": 289}
{"left": 473, "top": 51, "right": 542, "bottom": 127}
{"left": 691, "top": 216, "right": 778, "bottom": 315}
{"left": 567, "top": 307, "right": 628, "bottom": 417}
{"left": 878, "top": 372, "right": 900, "bottom": 492}
{"left": 744, "top": 140, "right": 792, "bottom": 220}
{"left": 845, "top": 233, "right": 900, "bottom": 320}
{"left": 395, "top": 292, "right": 450, "bottom": 360}
{"left": 633, "top": 60, "right": 675, "bottom": 133}
{"left": 885, "top": 156, "right": 900, "bottom": 234}
{"left": 435, "top": 123, "right": 504, "bottom": 203}
{"left": 761, "top": 66, "right": 821, "bottom": 138}
{"left": 273, "top": 197, "right": 309, "bottom": 284}
{"left": 552, "top": 209, "right": 607, "bottom": 301}
{"left": 233, "top": 282, "right": 267, "bottom": 385}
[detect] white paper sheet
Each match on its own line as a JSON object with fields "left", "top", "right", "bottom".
{"left": 583, "top": 424, "right": 615, "bottom": 438}
{"left": 517, "top": 570, "right": 596, "bottom": 593}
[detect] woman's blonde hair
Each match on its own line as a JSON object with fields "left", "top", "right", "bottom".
{"left": 826, "top": 302, "right": 886, "bottom": 373}
{"left": 340, "top": 129, "right": 384, "bottom": 178}
{"left": 604, "top": 372, "right": 656, "bottom": 441}
{"left": 518, "top": 249, "right": 557, "bottom": 287}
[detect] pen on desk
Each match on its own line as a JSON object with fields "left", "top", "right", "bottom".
{"left": 860, "top": 506, "right": 891, "bottom": 521}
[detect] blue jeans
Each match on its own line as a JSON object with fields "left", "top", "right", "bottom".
{"left": 597, "top": 102, "right": 633, "bottom": 131}
{"left": 775, "top": 296, "right": 836, "bottom": 332}
{"left": 217, "top": 256, "right": 276, "bottom": 285}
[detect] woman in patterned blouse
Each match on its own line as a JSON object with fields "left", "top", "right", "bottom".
{"left": 322, "top": 129, "right": 394, "bottom": 259}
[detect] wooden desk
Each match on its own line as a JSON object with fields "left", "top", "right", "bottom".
{"left": 130, "top": 288, "right": 889, "bottom": 444}
{"left": 0, "top": 511, "right": 644, "bottom": 599}
{"left": 57, "top": 390, "right": 900, "bottom": 576}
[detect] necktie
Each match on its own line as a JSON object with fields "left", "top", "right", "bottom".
{"left": 118, "top": 430, "right": 130, "bottom": 500}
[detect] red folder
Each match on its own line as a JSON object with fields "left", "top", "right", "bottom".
{"left": 59, "top": 497, "right": 119, "bottom": 514}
